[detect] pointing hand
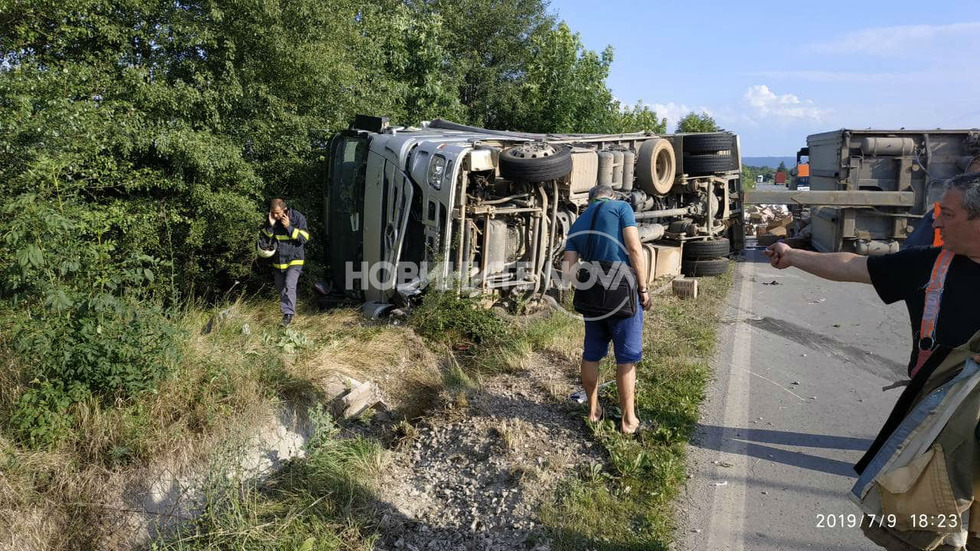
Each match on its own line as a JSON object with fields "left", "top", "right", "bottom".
{"left": 764, "top": 242, "right": 792, "bottom": 269}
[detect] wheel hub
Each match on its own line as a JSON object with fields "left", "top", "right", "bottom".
{"left": 508, "top": 142, "right": 558, "bottom": 159}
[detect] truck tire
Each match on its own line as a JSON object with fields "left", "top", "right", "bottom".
{"left": 500, "top": 143, "right": 573, "bottom": 182}
{"left": 684, "top": 153, "right": 735, "bottom": 175}
{"left": 681, "top": 257, "right": 729, "bottom": 277}
{"left": 683, "top": 238, "right": 730, "bottom": 259}
{"left": 636, "top": 138, "right": 676, "bottom": 195}
{"left": 683, "top": 133, "right": 735, "bottom": 154}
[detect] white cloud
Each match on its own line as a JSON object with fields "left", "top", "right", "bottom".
{"left": 646, "top": 102, "right": 713, "bottom": 132}
{"left": 812, "top": 22, "right": 980, "bottom": 57}
{"left": 742, "top": 85, "right": 828, "bottom": 122}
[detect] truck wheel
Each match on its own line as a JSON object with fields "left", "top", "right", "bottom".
{"left": 683, "top": 133, "right": 735, "bottom": 154}
{"left": 681, "top": 257, "right": 729, "bottom": 277}
{"left": 683, "top": 238, "right": 730, "bottom": 259}
{"left": 636, "top": 138, "right": 676, "bottom": 195}
{"left": 684, "top": 153, "right": 735, "bottom": 175}
{"left": 500, "top": 142, "right": 573, "bottom": 182}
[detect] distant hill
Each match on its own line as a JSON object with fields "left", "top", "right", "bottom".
{"left": 742, "top": 156, "right": 796, "bottom": 169}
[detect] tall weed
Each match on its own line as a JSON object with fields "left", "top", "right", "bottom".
{"left": 2, "top": 195, "right": 183, "bottom": 447}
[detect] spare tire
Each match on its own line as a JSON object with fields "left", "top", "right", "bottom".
{"left": 636, "top": 138, "right": 676, "bottom": 195}
{"left": 684, "top": 153, "right": 736, "bottom": 175}
{"left": 684, "top": 133, "right": 735, "bottom": 154}
{"left": 683, "top": 238, "right": 731, "bottom": 259}
{"left": 681, "top": 257, "right": 729, "bottom": 277}
{"left": 500, "top": 142, "right": 572, "bottom": 182}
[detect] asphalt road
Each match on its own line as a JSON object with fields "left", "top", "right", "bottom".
{"left": 676, "top": 244, "right": 911, "bottom": 550}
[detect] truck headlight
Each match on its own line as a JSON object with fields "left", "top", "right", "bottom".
{"left": 428, "top": 155, "right": 446, "bottom": 190}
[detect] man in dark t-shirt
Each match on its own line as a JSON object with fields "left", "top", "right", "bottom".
{"left": 765, "top": 172, "right": 980, "bottom": 374}
{"left": 865, "top": 246, "right": 980, "bottom": 371}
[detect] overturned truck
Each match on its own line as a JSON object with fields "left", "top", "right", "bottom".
{"left": 747, "top": 129, "right": 980, "bottom": 254}
{"left": 323, "top": 116, "right": 744, "bottom": 307}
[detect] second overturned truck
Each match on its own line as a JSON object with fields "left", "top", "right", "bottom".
{"left": 749, "top": 128, "right": 980, "bottom": 254}
{"left": 324, "top": 116, "right": 744, "bottom": 306}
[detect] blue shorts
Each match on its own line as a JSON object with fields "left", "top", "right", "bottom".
{"left": 582, "top": 299, "right": 644, "bottom": 364}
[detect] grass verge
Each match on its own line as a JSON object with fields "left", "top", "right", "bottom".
{"left": 155, "top": 406, "right": 384, "bottom": 551}
{"left": 539, "top": 267, "right": 734, "bottom": 550}
{"left": 0, "top": 294, "right": 441, "bottom": 550}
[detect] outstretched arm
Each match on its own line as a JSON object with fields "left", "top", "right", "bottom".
{"left": 764, "top": 242, "right": 870, "bottom": 283}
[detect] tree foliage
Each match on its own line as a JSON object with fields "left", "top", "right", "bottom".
{"left": 431, "top": 0, "right": 554, "bottom": 129}
{"left": 610, "top": 101, "right": 668, "bottom": 134}
{"left": 676, "top": 111, "right": 719, "bottom": 133}
{"left": 518, "top": 23, "right": 617, "bottom": 133}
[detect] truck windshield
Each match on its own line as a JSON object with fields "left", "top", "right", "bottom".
{"left": 327, "top": 134, "right": 368, "bottom": 297}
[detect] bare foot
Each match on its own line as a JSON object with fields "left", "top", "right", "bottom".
{"left": 588, "top": 405, "right": 604, "bottom": 423}
{"left": 621, "top": 418, "right": 640, "bottom": 434}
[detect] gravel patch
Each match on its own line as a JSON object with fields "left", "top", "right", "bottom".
{"left": 373, "top": 354, "right": 603, "bottom": 551}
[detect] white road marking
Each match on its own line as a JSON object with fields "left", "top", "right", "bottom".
{"left": 705, "top": 261, "right": 754, "bottom": 551}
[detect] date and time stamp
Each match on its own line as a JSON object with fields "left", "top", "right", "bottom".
{"left": 816, "top": 513, "right": 961, "bottom": 530}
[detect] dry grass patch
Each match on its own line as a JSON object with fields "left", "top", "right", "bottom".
{"left": 300, "top": 311, "right": 443, "bottom": 415}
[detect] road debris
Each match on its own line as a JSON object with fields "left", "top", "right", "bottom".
{"left": 672, "top": 277, "right": 699, "bottom": 299}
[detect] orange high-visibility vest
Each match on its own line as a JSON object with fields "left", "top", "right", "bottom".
{"left": 911, "top": 249, "right": 954, "bottom": 378}
{"left": 932, "top": 202, "right": 943, "bottom": 247}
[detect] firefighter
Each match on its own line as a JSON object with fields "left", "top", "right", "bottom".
{"left": 261, "top": 198, "right": 310, "bottom": 326}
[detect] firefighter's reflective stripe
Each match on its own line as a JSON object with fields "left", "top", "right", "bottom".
{"left": 271, "top": 259, "right": 305, "bottom": 270}
{"left": 261, "top": 229, "right": 274, "bottom": 237}
{"left": 932, "top": 202, "right": 944, "bottom": 247}
{"left": 274, "top": 231, "right": 308, "bottom": 241}
{"left": 912, "top": 249, "right": 954, "bottom": 377}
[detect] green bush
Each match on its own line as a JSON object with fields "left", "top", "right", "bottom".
{"left": 8, "top": 380, "right": 91, "bottom": 448}
{"left": 408, "top": 292, "right": 507, "bottom": 346}
{"left": 1, "top": 193, "right": 184, "bottom": 447}
{"left": 7, "top": 297, "right": 182, "bottom": 448}
{"left": 12, "top": 298, "right": 182, "bottom": 398}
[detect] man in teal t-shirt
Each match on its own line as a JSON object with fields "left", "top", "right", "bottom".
{"left": 565, "top": 195, "right": 636, "bottom": 263}
{"left": 564, "top": 185, "right": 651, "bottom": 434}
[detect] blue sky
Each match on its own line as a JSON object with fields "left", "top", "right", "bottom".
{"left": 550, "top": 0, "right": 980, "bottom": 155}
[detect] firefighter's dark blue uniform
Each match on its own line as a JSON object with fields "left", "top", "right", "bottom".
{"left": 261, "top": 208, "right": 309, "bottom": 316}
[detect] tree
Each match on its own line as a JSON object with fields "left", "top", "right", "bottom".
{"left": 741, "top": 165, "right": 756, "bottom": 190}
{"left": 519, "top": 23, "right": 618, "bottom": 133}
{"left": 430, "top": 0, "right": 554, "bottom": 129}
{"left": 676, "top": 112, "right": 719, "bottom": 133}
{"left": 777, "top": 161, "right": 788, "bottom": 172}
